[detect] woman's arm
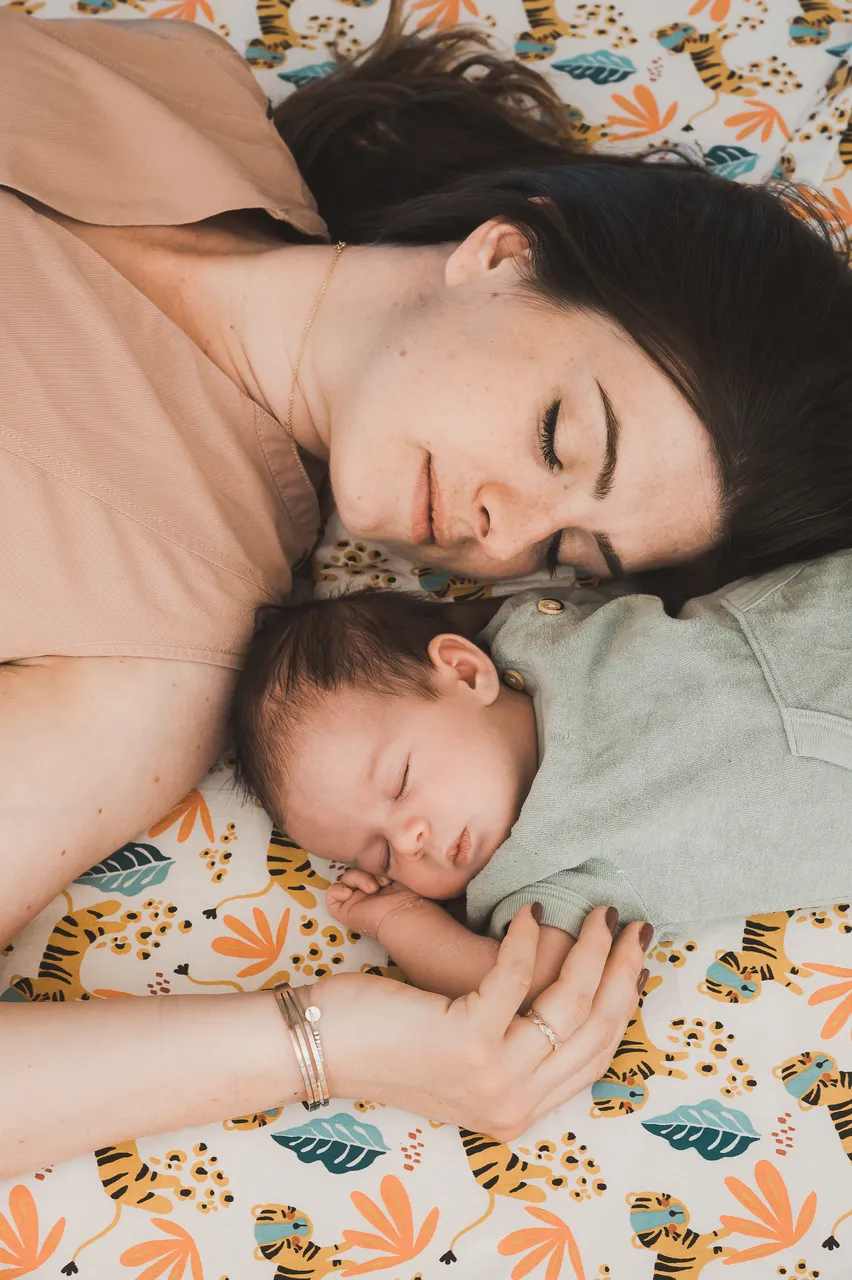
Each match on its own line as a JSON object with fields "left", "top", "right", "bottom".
{"left": 1, "top": 906, "right": 646, "bottom": 1176}
{"left": 0, "top": 989, "right": 301, "bottom": 1177}
{"left": 0, "top": 655, "right": 235, "bottom": 948}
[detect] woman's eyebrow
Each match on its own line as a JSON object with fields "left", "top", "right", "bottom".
{"left": 593, "top": 381, "right": 620, "bottom": 501}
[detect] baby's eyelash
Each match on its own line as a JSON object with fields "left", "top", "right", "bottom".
{"left": 396, "top": 761, "right": 410, "bottom": 801}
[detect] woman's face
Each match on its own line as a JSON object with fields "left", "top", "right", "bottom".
{"left": 327, "top": 222, "right": 722, "bottom": 581}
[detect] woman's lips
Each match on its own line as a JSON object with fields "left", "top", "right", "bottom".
{"left": 410, "top": 452, "right": 433, "bottom": 545}
{"left": 428, "top": 457, "right": 447, "bottom": 548}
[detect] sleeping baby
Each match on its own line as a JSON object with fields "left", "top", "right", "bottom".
{"left": 231, "top": 550, "right": 852, "bottom": 1003}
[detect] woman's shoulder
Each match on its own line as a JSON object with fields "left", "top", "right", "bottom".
{"left": 0, "top": 11, "right": 325, "bottom": 236}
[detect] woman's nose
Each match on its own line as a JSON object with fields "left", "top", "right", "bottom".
{"left": 393, "top": 816, "right": 430, "bottom": 859}
{"left": 477, "top": 482, "right": 559, "bottom": 564}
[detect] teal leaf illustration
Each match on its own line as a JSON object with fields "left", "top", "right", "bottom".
{"left": 703, "top": 145, "right": 758, "bottom": 181}
{"left": 551, "top": 50, "right": 636, "bottom": 85}
{"left": 642, "top": 1099, "right": 760, "bottom": 1160}
{"left": 0, "top": 987, "right": 28, "bottom": 1003}
{"left": 271, "top": 1112, "right": 390, "bottom": 1173}
{"left": 278, "top": 62, "right": 336, "bottom": 87}
{"left": 828, "top": 43, "right": 852, "bottom": 58}
{"left": 416, "top": 569, "right": 452, "bottom": 593}
{"left": 74, "top": 843, "right": 174, "bottom": 897}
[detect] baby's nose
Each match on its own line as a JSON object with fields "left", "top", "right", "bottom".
{"left": 395, "top": 817, "right": 429, "bottom": 858}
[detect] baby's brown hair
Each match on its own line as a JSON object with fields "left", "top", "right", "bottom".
{"left": 230, "top": 589, "right": 498, "bottom": 826}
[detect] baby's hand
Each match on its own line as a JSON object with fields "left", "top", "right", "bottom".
{"left": 326, "top": 869, "right": 423, "bottom": 938}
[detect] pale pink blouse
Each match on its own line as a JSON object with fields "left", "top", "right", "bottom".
{"left": 0, "top": 11, "right": 327, "bottom": 667}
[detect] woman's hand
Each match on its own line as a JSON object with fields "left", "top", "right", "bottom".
{"left": 311, "top": 903, "right": 648, "bottom": 1140}
{"left": 326, "top": 868, "right": 423, "bottom": 937}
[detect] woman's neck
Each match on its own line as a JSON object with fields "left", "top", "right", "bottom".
{"left": 191, "top": 236, "right": 450, "bottom": 460}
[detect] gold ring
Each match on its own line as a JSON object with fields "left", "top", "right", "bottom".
{"left": 524, "top": 1006, "right": 563, "bottom": 1050}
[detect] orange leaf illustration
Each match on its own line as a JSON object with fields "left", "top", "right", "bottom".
{"left": 343, "top": 1176, "right": 438, "bottom": 1274}
{"left": 149, "top": 789, "right": 214, "bottom": 844}
{"left": 0, "top": 1185, "right": 65, "bottom": 1280}
{"left": 410, "top": 0, "right": 478, "bottom": 28}
{"left": 211, "top": 907, "right": 290, "bottom": 978}
{"left": 805, "top": 961, "right": 852, "bottom": 1038}
{"left": 120, "top": 1217, "right": 203, "bottom": 1280}
{"left": 689, "top": 0, "right": 730, "bottom": 17}
{"left": 830, "top": 187, "right": 852, "bottom": 230}
{"left": 606, "top": 85, "right": 677, "bottom": 140}
{"left": 499, "top": 1205, "right": 585, "bottom": 1280}
{"left": 149, "top": 0, "right": 215, "bottom": 18}
{"left": 724, "top": 101, "right": 790, "bottom": 144}
{"left": 722, "top": 1160, "right": 816, "bottom": 1264}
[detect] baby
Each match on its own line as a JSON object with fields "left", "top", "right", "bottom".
{"left": 231, "top": 550, "right": 852, "bottom": 1002}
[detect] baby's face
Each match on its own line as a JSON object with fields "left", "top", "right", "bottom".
{"left": 279, "top": 640, "right": 537, "bottom": 900}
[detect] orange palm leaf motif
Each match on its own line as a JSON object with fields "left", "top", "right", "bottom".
{"left": 499, "top": 1206, "right": 586, "bottom": 1280}
{"left": 804, "top": 961, "right": 852, "bottom": 1038}
{"left": 120, "top": 1217, "right": 203, "bottom": 1280}
{"left": 410, "top": 0, "right": 478, "bottom": 29}
{"left": 0, "top": 1185, "right": 65, "bottom": 1280}
{"left": 725, "top": 101, "right": 790, "bottom": 144}
{"left": 149, "top": 790, "right": 214, "bottom": 844}
{"left": 606, "top": 85, "right": 677, "bottom": 140}
{"left": 829, "top": 187, "right": 852, "bottom": 230}
{"left": 721, "top": 1160, "right": 816, "bottom": 1264}
{"left": 211, "top": 907, "right": 290, "bottom": 978}
{"left": 149, "top": 0, "right": 215, "bottom": 18}
{"left": 689, "top": 0, "right": 730, "bottom": 16}
{"left": 342, "top": 1175, "right": 438, "bottom": 1274}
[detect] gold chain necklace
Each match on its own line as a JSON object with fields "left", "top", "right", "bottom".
{"left": 285, "top": 240, "right": 346, "bottom": 440}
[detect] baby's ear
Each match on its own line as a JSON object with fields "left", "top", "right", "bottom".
{"left": 427, "top": 634, "right": 500, "bottom": 704}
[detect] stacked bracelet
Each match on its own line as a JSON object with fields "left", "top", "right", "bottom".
{"left": 273, "top": 981, "right": 330, "bottom": 1111}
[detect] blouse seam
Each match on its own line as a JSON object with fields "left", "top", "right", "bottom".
{"left": 40, "top": 641, "right": 244, "bottom": 664}
{"left": 0, "top": 435, "right": 272, "bottom": 591}
{"left": 252, "top": 402, "right": 318, "bottom": 520}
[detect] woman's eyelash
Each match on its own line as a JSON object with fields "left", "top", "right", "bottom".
{"left": 395, "top": 762, "right": 410, "bottom": 801}
{"left": 545, "top": 532, "right": 562, "bottom": 578}
{"left": 538, "top": 400, "right": 563, "bottom": 473}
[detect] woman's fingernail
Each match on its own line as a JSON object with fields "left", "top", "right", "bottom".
{"left": 531, "top": 902, "right": 543, "bottom": 924}
{"left": 637, "top": 967, "right": 649, "bottom": 993}
{"left": 605, "top": 907, "right": 618, "bottom": 935}
{"left": 639, "top": 922, "right": 653, "bottom": 952}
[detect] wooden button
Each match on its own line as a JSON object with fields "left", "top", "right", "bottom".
{"left": 502, "top": 669, "right": 525, "bottom": 691}
{"left": 537, "top": 598, "right": 564, "bottom": 615}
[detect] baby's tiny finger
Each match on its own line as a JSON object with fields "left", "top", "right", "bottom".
{"left": 339, "top": 868, "right": 378, "bottom": 894}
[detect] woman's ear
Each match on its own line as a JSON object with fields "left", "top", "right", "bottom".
{"left": 427, "top": 634, "right": 501, "bottom": 705}
{"left": 444, "top": 219, "right": 530, "bottom": 289}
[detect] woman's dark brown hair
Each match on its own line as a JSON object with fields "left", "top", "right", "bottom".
{"left": 272, "top": 7, "right": 594, "bottom": 244}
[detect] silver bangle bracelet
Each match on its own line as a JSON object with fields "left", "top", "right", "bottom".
{"left": 293, "top": 986, "right": 330, "bottom": 1106}
{"left": 274, "top": 981, "right": 329, "bottom": 1111}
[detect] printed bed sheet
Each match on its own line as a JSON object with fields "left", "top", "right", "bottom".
{"left": 3, "top": 0, "right": 852, "bottom": 1276}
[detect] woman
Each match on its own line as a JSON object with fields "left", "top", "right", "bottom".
{"left": 1, "top": 7, "right": 850, "bottom": 1175}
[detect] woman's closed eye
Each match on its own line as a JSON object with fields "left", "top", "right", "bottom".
{"left": 538, "top": 399, "right": 563, "bottom": 474}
